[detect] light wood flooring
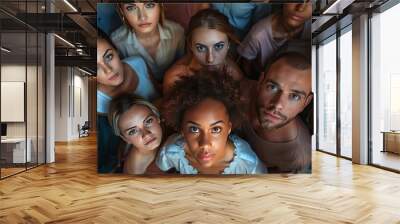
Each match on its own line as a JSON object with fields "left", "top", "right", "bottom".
{"left": 0, "top": 135, "right": 400, "bottom": 223}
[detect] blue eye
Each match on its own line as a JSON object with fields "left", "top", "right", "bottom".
{"left": 195, "top": 44, "right": 207, "bottom": 53}
{"left": 104, "top": 53, "right": 113, "bottom": 62}
{"left": 128, "top": 128, "right": 138, "bottom": 136}
{"left": 144, "top": 3, "right": 156, "bottom": 8}
{"left": 125, "top": 5, "right": 137, "bottom": 12}
{"left": 211, "top": 127, "right": 222, "bottom": 133}
{"left": 214, "top": 43, "right": 225, "bottom": 51}
{"left": 266, "top": 83, "right": 278, "bottom": 92}
{"left": 145, "top": 117, "right": 154, "bottom": 126}
{"left": 189, "top": 126, "right": 199, "bottom": 133}
{"left": 289, "top": 94, "right": 301, "bottom": 101}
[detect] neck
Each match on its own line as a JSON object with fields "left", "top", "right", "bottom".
{"left": 257, "top": 119, "right": 298, "bottom": 142}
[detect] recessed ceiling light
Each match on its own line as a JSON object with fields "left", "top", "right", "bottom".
{"left": 1, "top": 47, "right": 11, "bottom": 53}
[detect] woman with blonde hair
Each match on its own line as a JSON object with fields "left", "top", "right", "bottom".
{"left": 109, "top": 94, "right": 164, "bottom": 174}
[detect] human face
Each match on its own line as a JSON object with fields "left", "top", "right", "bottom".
{"left": 121, "top": 2, "right": 160, "bottom": 35}
{"left": 97, "top": 39, "right": 124, "bottom": 87}
{"left": 282, "top": 1, "right": 312, "bottom": 29}
{"left": 256, "top": 59, "right": 312, "bottom": 130}
{"left": 182, "top": 98, "right": 232, "bottom": 168}
{"left": 118, "top": 105, "right": 162, "bottom": 152}
{"left": 190, "top": 27, "right": 229, "bottom": 69}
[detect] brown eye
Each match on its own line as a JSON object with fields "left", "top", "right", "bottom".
{"left": 211, "top": 127, "right": 221, "bottom": 133}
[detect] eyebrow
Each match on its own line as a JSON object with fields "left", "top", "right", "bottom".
{"left": 186, "top": 120, "right": 224, "bottom": 126}
{"left": 214, "top": 41, "right": 225, "bottom": 45}
{"left": 124, "top": 125, "right": 137, "bottom": 133}
{"left": 103, "top": 49, "right": 112, "bottom": 58}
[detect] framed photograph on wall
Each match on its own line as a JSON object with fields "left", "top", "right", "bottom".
{"left": 96, "top": 1, "right": 313, "bottom": 175}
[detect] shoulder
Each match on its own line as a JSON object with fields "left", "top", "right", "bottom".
{"left": 123, "top": 56, "right": 147, "bottom": 69}
{"left": 230, "top": 134, "right": 259, "bottom": 162}
{"left": 163, "top": 20, "right": 184, "bottom": 37}
{"left": 248, "top": 16, "right": 271, "bottom": 37}
{"left": 163, "top": 57, "right": 192, "bottom": 94}
{"left": 159, "top": 134, "right": 185, "bottom": 156}
{"left": 110, "top": 25, "right": 130, "bottom": 43}
{"left": 225, "top": 57, "right": 243, "bottom": 81}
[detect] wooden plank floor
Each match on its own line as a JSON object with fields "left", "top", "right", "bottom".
{"left": 1, "top": 135, "right": 400, "bottom": 224}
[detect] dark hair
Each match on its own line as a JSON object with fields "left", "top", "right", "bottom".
{"left": 266, "top": 51, "right": 311, "bottom": 73}
{"left": 186, "top": 9, "right": 240, "bottom": 53}
{"left": 162, "top": 70, "right": 242, "bottom": 131}
{"left": 97, "top": 28, "right": 119, "bottom": 52}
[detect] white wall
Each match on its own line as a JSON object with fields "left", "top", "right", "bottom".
{"left": 54, "top": 66, "right": 89, "bottom": 141}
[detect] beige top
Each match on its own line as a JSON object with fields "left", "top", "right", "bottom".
{"left": 111, "top": 20, "right": 185, "bottom": 81}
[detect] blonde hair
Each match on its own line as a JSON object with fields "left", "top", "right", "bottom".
{"left": 117, "top": 3, "right": 165, "bottom": 29}
{"left": 108, "top": 94, "right": 160, "bottom": 137}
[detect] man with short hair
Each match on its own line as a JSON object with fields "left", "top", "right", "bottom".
{"left": 240, "top": 52, "right": 313, "bottom": 173}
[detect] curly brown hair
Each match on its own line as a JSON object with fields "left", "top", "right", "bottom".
{"left": 162, "top": 69, "right": 242, "bottom": 131}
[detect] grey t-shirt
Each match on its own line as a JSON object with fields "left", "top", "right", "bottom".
{"left": 241, "top": 118, "right": 311, "bottom": 173}
{"left": 237, "top": 15, "right": 311, "bottom": 69}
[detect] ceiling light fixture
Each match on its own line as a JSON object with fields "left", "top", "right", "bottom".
{"left": 322, "top": 0, "right": 355, "bottom": 15}
{"left": 63, "top": 0, "right": 78, "bottom": 12}
{"left": 54, "top": 34, "right": 75, "bottom": 48}
{"left": 77, "top": 67, "right": 93, "bottom": 76}
{"left": 1, "top": 47, "right": 11, "bottom": 53}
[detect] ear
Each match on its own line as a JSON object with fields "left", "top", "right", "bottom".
{"left": 304, "top": 92, "right": 313, "bottom": 108}
{"left": 228, "top": 121, "right": 232, "bottom": 135}
{"left": 120, "top": 134, "right": 129, "bottom": 143}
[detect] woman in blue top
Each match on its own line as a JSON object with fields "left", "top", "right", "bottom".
{"left": 97, "top": 31, "right": 160, "bottom": 173}
{"left": 97, "top": 30, "right": 159, "bottom": 114}
{"left": 157, "top": 70, "right": 266, "bottom": 174}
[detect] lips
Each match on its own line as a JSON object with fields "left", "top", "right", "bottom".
{"left": 139, "top": 23, "right": 152, "bottom": 28}
{"left": 264, "top": 111, "right": 283, "bottom": 121}
{"left": 289, "top": 14, "right": 305, "bottom": 22}
{"left": 108, "top": 73, "right": 119, "bottom": 81}
{"left": 143, "top": 136, "right": 157, "bottom": 146}
{"left": 198, "top": 152, "right": 214, "bottom": 162}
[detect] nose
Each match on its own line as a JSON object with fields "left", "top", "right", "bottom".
{"left": 138, "top": 9, "right": 147, "bottom": 21}
{"left": 296, "top": 2, "right": 307, "bottom": 11}
{"left": 99, "top": 62, "right": 112, "bottom": 76}
{"left": 206, "top": 50, "right": 214, "bottom": 64}
{"left": 269, "top": 91, "right": 286, "bottom": 111}
{"left": 199, "top": 133, "right": 211, "bottom": 149}
{"left": 141, "top": 128, "right": 151, "bottom": 138}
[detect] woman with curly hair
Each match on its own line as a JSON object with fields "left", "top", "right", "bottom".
{"left": 162, "top": 8, "right": 244, "bottom": 95}
{"left": 157, "top": 70, "right": 266, "bottom": 174}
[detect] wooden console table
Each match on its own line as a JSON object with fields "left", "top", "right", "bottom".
{"left": 382, "top": 131, "right": 400, "bottom": 154}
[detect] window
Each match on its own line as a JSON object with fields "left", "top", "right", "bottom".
{"left": 370, "top": 2, "right": 400, "bottom": 171}
{"left": 317, "top": 36, "right": 337, "bottom": 154}
{"left": 339, "top": 28, "right": 352, "bottom": 158}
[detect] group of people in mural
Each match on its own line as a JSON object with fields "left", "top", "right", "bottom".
{"left": 96, "top": 2, "right": 313, "bottom": 174}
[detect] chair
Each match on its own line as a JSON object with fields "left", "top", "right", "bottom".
{"left": 78, "top": 121, "right": 90, "bottom": 138}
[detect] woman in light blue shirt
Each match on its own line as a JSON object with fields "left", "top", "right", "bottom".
{"left": 157, "top": 70, "right": 266, "bottom": 174}
{"left": 111, "top": 2, "right": 185, "bottom": 81}
{"left": 97, "top": 31, "right": 159, "bottom": 114}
